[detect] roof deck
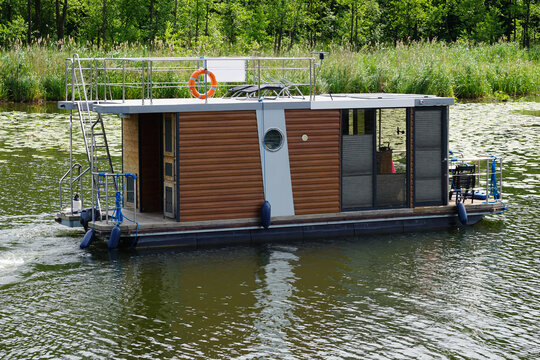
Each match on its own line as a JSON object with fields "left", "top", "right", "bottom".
{"left": 59, "top": 93, "right": 454, "bottom": 114}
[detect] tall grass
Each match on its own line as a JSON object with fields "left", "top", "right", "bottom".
{"left": 0, "top": 39, "right": 538, "bottom": 102}
{"left": 320, "top": 41, "right": 539, "bottom": 99}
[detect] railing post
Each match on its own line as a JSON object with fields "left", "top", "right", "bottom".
{"left": 122, "top": 60, "right": 126, "bottom": 103}
{"left": 134, "top": 176, "right": 137, "bottom": 223}
{"left": 80, "top": 170, "right": 84, "bottom": 209}
{"left": 65, "top": 59, "right": 69, "bottom": 101}
{"left": 486, "top": 158, "right": 491, "bottom": 202}
{"left": 89, "top": 60, "right": 93, "bottom": 101}
{"left": 94, "top": 59, "right": 98, "bottom": 101}
{"left": 69, "top": 108, "right": 73, "bottom": 214}
{"left": 257, "top": 59, "right": 261, "bottom": 99}
{"left": 59, "top": 182, "right": 63, "bottom": 213}
{"left": 204, "top": 59, "right": 208, "bottom": 104}
{"left": 105, "top": 175, "right": 109, "bottom": 224}
{"left": 103, "top": 59, "right": 107, "bottom": 102}
{"left": 499, "top": 158, "right": 503, "bottom": 201}
{"left": 150, "top": 60, "right": 153, "bottom": 104}
{"left": 313, "top": 59, "right": 317, "bottom": 101}
{"left": 141, "top": 61, "right": 145, "bottom": 106}
{"left": 71, "top": 56, "right": 75, "bottom": 102}
{"left": 309, "top": 59, "right": 312, "bottom": 101}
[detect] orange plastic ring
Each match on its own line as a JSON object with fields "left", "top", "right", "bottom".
{"left": 188, "top": 69, "right": 217, "bottom": 99}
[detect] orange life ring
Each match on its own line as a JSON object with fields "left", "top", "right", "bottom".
{"left": 188, "top": 69, "right": 217, "bottom": 99}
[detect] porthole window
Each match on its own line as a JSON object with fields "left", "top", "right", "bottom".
{"left": 264, "top": 129, "right": 284, "bottom": 152}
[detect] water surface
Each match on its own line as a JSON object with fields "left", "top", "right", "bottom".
{"left": 0, "top": 101, "right": 539, "bottom": 359}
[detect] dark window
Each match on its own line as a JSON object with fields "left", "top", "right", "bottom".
{"left": 165, "top": 162, "right": 173, "bottom": 177}
{"left": 342, "top": 109, "right": 374, "bottom": 136}
{"left": 264, "top": 129, "right": 283, "bottom": 151}
{"left": 126, "top": 176, "right": 134, "bottom": 203}
{"left": 165, "top": 186, "right": 173, "bottom": 213}
{"left": 165, "top": 116, "right": 172, "bottom": 153}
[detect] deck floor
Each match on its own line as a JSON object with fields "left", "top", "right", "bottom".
{"left": 89, "top": 200, "right": 504, "bottom": 236}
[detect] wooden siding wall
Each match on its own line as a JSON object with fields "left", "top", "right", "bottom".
{"left": 178, "top": 111, "right": 264, "bottom": 222}
{"left": 122, "top": 114, "right": 139, "bottom": 207}
{"left": 286, "top": 109, "right": 341, "bottom": 215}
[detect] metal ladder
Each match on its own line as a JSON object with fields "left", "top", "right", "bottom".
{"left": 72, "top": 54, "right": 116, "bottom": 217}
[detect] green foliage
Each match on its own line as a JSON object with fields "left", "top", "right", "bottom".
{"left": 0, "top": 41, "right": 537, "bottom": 102}
{"left": 0, "top": 53, "right": 41, "bottom": 101}
{"left": 0, "top": 15, "right": 26, "bottom": 47}
{"left": 0, "top": 0, "right": 538, "bottom": 50}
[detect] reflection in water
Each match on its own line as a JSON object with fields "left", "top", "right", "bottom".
{"left": 0, "top": 101, "right": 539, "bottom": 358}
{"left": 249, "top": 245, "right": 298, "bottom": 357}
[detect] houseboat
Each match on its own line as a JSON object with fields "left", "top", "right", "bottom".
{"left": 55, "top": 54, "right": 505, "bottom": 249}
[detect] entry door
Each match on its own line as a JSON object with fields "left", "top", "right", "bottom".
{"left": 163, "top": 114, "right": 176, "bottom": 218}
{"left": 341, "top": 109, "right": 375, "bottom": 210}
{"left": 413, "top": 107, "right": 447, "bottom": 206}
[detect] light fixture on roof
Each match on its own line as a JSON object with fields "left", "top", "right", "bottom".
{"left": 311, "top": 51, "right": 329, "bottom": 65}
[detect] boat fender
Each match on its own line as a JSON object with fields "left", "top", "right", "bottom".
{"left": 261, "top": 201, "right": 271, "bottom": 229}
{"left": 108, "top": 225, "right": 122, "bottom": 250}
{"left": 457, "top": 201, "right": 468, "bottom": 225}
{"left": 80, "top": 228, "right": 95, "bottom": 249}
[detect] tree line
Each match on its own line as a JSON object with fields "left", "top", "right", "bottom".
{"left": 0, "top": 0, "right": 538, "bottom": 50}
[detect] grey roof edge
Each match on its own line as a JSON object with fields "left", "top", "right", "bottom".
{"left": 415, "top": 97, "right": 454, "bottom": 106}
{"left": 58, "top": 95, "right": 455, "bottom": 114}
{"left": 93, "top": 100, "right": 311, "bottom": 114}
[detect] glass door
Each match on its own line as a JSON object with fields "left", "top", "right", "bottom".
{"left": 375, "top": 108, "right": 409, "bottom": 208}
{"left": 341, "top": 109, "right": 375, "bottom": 210}
{"left": 163, "top": 113, "right": 176, "bottom": 218}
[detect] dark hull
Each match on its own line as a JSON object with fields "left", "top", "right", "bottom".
{"left": 81, "top": 202, "right": 504, "bottom": 249}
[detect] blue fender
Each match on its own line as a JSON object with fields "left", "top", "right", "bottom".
{"left": 261, "top": 201, "right": 271, "bottom": 229}
{"left": 457, "top": 201, "right": 468, "bottom": 225}
{"left": 80, "top": 228, "right": 95, "bottom": 249}
{"left": 108, "top": 225, "right": 122, "bottom": 249}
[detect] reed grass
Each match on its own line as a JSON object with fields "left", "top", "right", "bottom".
{"left": 0, "top": 39, "right": 538, "bottom": 102}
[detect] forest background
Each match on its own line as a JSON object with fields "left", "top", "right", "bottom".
{"left": 0, "top": 0, "right": 538, "bottom": 101}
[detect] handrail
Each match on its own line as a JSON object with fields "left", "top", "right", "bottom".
{"left": 59, "top": 163, "right": 82, "bottom": 183}
{"left": 59, "top": 163, "right": 82, "bottom": 213}
{"left": 66, "top": 56, "right": 315, "bottom": 62}
{"left": 72, "top": 167, "right": 90, "bottom": 185}
{"left": 448, "top": 154, "right": 504, "bottom": 203}
{"left": 92, "top": 172, "right": 137, "bottom": 224}
{"left": 64, "top": 55, "right": 317, "bottom": 103}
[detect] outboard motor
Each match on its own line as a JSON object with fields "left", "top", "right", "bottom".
{"left": 79, "top": 208, "right": 100, "bottom": 232}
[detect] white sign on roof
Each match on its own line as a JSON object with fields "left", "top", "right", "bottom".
{"left": 206, "top": 59, "right": 246, "bottom": 83}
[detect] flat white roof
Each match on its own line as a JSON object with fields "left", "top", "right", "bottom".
{"left": 58, "top": 94, "right": 454, "bottom": 114}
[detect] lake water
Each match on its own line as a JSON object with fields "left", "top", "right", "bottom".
{"left": 0, "top": 101, "right": 539, "bottom": 359}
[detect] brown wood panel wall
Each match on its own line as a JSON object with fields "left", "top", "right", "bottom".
{"left": 178, "top": 111, "right": 264, "bottom": 222}
{"left": 286, "top": 109, "right": 341, "bottom": 215}
{"left": 122, "top": 114, "right": 139, "bottom": 207}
